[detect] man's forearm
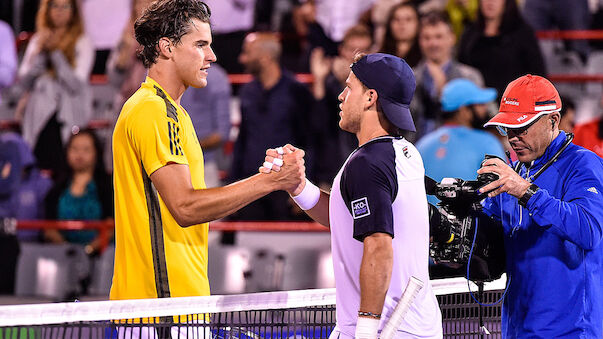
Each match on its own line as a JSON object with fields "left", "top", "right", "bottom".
{"left": 359, "top": 234, "right": 393, "bottom": 314}
{"left": 173, "top": 173, "right": 278, "bottom": 226}
{"left": 304, "top": 190, "right": 331, "bottom": 227}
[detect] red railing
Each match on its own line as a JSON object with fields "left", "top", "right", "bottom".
{"left": 17, "top": 220, "right": 329, "bottom": 252}
{"left": 536, "top": 30, "right": 603, "bottom": 40}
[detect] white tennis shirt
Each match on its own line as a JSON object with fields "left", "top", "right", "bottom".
{"left": 329, "top": 136, "right": 442, "bottom": 338}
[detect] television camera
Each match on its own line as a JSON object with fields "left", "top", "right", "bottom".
{"left": 426, "top": 156, "right": 506, "bottom": 282}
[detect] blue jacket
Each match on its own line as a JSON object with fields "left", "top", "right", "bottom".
{"left": 482, "top": 132, "right": 603, "bottom": 338}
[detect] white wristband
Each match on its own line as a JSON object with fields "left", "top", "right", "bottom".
{"left": 291, "top": 179, "right": 320, "bottom": 210}
{"left": 355, "top": 317, "right": 380, "bottom": 339}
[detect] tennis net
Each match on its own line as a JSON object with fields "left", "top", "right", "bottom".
{"left": 0, "top": 277, "right": 506, "bottom": 338}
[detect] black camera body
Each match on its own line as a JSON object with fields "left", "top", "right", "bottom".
{"left": 426, "top": 156, "right": 506, "bottom": 282}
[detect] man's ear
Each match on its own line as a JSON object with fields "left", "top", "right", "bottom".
{"left": 158, "top": 38, "right": 172, "bottom": 57}
{"left": 365, "top": 89, "right": 378, "bottom": 109}
{"left": 550, "top": 112, "right": 561, "bottom": 130}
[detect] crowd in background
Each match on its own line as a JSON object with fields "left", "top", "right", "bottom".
{"left": 1, "top": 0, "right": 603, "bottom": 294}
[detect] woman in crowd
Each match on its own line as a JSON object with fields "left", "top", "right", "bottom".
{"left": 44, "top": 129, "right": 113, "bottom": 256}
{"left": 102, "top": 0, "right": 153, "bottom": 172}
{"left": 379, "top": 2, "right": 422, "bottom": 68}
{"left": 458, "top": 0, "right": 546, "bottom": 98}
{"left": 106, "top": 0, "right": 153, "bottom": 107}
{"left": 14, "top": 0, "right": 94, "bottom": 177}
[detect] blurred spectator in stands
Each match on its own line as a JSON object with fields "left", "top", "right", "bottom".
{"left": 104, "top": 0, "right": 152, "bottom": 171}
{"left": 81, "top": 0, "right": 130, "bottom": 74}
{"left": 5, "top": 132, "right": 53, "bottom": 241}
{"left": 278, "top": 0, "right": 314, "bottom": 72}
{"left": 106, "top": 0, "right": 151, "bottom": 106}
{"left": 416, "top": 78, "right": 505, "bottom": 206}
{"left": 44, "top": 129, "right": 113, "bottom": 256}
{"left": 458, "top": 0, "right": 546, "bottom": 99}
{"left": 591, "top": 0, "right": 603, "bottom": 51}
{"left": 310, "top": 25, "right": 372, "bottom": 187}
{"left": 522, "top": 0, "right": 590, "bottom": 63}
{"left": 204, "top": 0, "right": 256, "bottom": 73}
{"left": 180, "top": 63, "right": 232, "bottom": 188}
{"left": 230, "top": 32, "right": 313, "bottom": 220}
{"left": 0, "top": 133, "right": 23, "bottom": 294}
{"left": 574, "top": 94, "right": 603, "bottom": 158}
{"left": 370, "top": 0, "right": 403, "bottom": 50}
{"left": 298, "top": 0, "right": 375, "bottom": 57}
{"left": 379, "top": 2, "right": 422, "bottom": 68}
{"left": 445, "top": 0, "right": 478, "bottom": 38}
{"left": 558, "top": 95, "right": 575, "bottom": 134}
{"left": 12, "top": 0, "right": 94, "bottom": 177}
{"left": 412, "top": 10, "right": 484, "bottom": 140}
{"left": 0, "top": 20, "right": 17, "bottom": 107}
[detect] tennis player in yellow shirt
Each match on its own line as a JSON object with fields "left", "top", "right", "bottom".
{"left": 110, "top": 0, "right": 305, "bottom": 301}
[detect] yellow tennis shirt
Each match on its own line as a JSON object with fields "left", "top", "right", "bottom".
{"left": 110, "top": 77, "right": 210, "bottom": 300}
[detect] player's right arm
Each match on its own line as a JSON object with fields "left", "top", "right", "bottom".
{"left": 150, "top": 162, "right": 304, "bottom": 226}
{"left": 128, "top": 100, "right": 305, "bottom": 227}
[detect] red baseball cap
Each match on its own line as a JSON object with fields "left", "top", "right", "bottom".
{"left": 484, "top": 74, "right": 562, "bottom": 129}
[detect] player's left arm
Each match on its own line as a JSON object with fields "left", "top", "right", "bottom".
{"left": 359, "top": 232, "right": 393, "bottom": 315}
{"left": 341, "top": 149, "right": 397, "bottom": 338}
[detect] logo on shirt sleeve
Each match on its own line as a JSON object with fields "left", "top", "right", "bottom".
{"left": 587, "top": 187, "right": 599, "bottom": 194}
{"left": 351, "top": 197, "right": 371, "bottom": 219}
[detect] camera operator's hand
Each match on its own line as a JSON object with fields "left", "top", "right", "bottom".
{"left": 477, "top": 157, "right": 531, "bottom": 198}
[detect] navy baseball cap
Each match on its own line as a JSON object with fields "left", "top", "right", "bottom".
{"left": 351, "top": 53, "right": 417, "bottom": 132}
{"left": 440, "top": 78, "right": 497, "bottom": 112}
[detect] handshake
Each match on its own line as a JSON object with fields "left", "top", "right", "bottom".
{"left": 257, "top": 144, "right": 307, "bottom": 196}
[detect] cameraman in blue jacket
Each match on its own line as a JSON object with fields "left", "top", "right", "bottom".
{"left": 477, "top": 74, "right": 603, "bottom": 338}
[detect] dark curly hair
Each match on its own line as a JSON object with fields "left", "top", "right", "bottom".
{"left": 134, "top": 0, "right": 211, "bottom": 67}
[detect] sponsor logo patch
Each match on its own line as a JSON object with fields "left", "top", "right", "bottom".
{"left": 351, "top": 197, "right": 371, "bottom": 219}
{"left": 402, "top": 146, "right": 411, "bottom": 158}
{"left": 587, "top": 187, "right": 599, "bottom": 194}
{"left": 504, "top": 97, "right": 520, "bottom": 106}
{"left": 517, "top": 115, "right": 529, "bottom": 122}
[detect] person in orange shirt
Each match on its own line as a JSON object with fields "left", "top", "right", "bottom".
{"left": 574, "top": 94, "right": 603, "bottom": 157}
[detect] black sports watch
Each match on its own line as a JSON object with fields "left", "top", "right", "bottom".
{"left": 519, "top": 184, "right": 540, "bottom": 207}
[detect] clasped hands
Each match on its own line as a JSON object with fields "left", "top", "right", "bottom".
{"left": 258, "top": 144, "right": 306, "bottom": 196}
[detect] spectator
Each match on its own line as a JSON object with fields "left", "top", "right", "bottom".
{"left": 458, "top": 0, "right": 546, "bottom": 98}
{"left": 0, "top": 133, "right": 23, "bottom": 294}
{"left": 204, "top": 0, "right": 256, "bottom": 73}
{"left": 558, "top": 95, "right": 575, "bottom": 133}
{"left": 106, "top": 0, "right": 153, "bottom": 105}
{"left": 412, "top": 10, "right": 484, "bottom": 139}
{"left": 379, "top": 2, "right": 422, "bottom": 68}
{"left": 574, "top": 94, "right": 603, "bottom": 158}
{"left": 81, "top": 0, "right": 131, "bottom": 74}
{"left": 445, "top": 0, "right": 478, "bottom": 39}
{"left": 104, "top": 0, "right": 153, "bottom": 172}
{"left": 44, "top": 129, "right": 113, "bottom": 256}
{"left": 6, "top": 132, "right": 53, "bottom": 241}
{"left": 416, "top": 78, "right": 505, "bottom": 206}
{"left": 231, "top": 32, "right": 313, "bottom": 220}
{"left": 306, "top": 0, "right": 376, "bottom": 56}
{"left": 370, "top": 0, "right": 403, "bottom": 50}
{"left": 310, "top": 25, "right": 373, "bottom": 186}
{"left": 13, "top": 0, "right": 94, "bottom": 177}
{"left": 0, "top": 20, "right": 17, "bottom": 106}
{"left": 522, "top": 0, "right": 590, "bottom": 63}
{"left": 180, "top": 63, "right": 232, "bottom": 188}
